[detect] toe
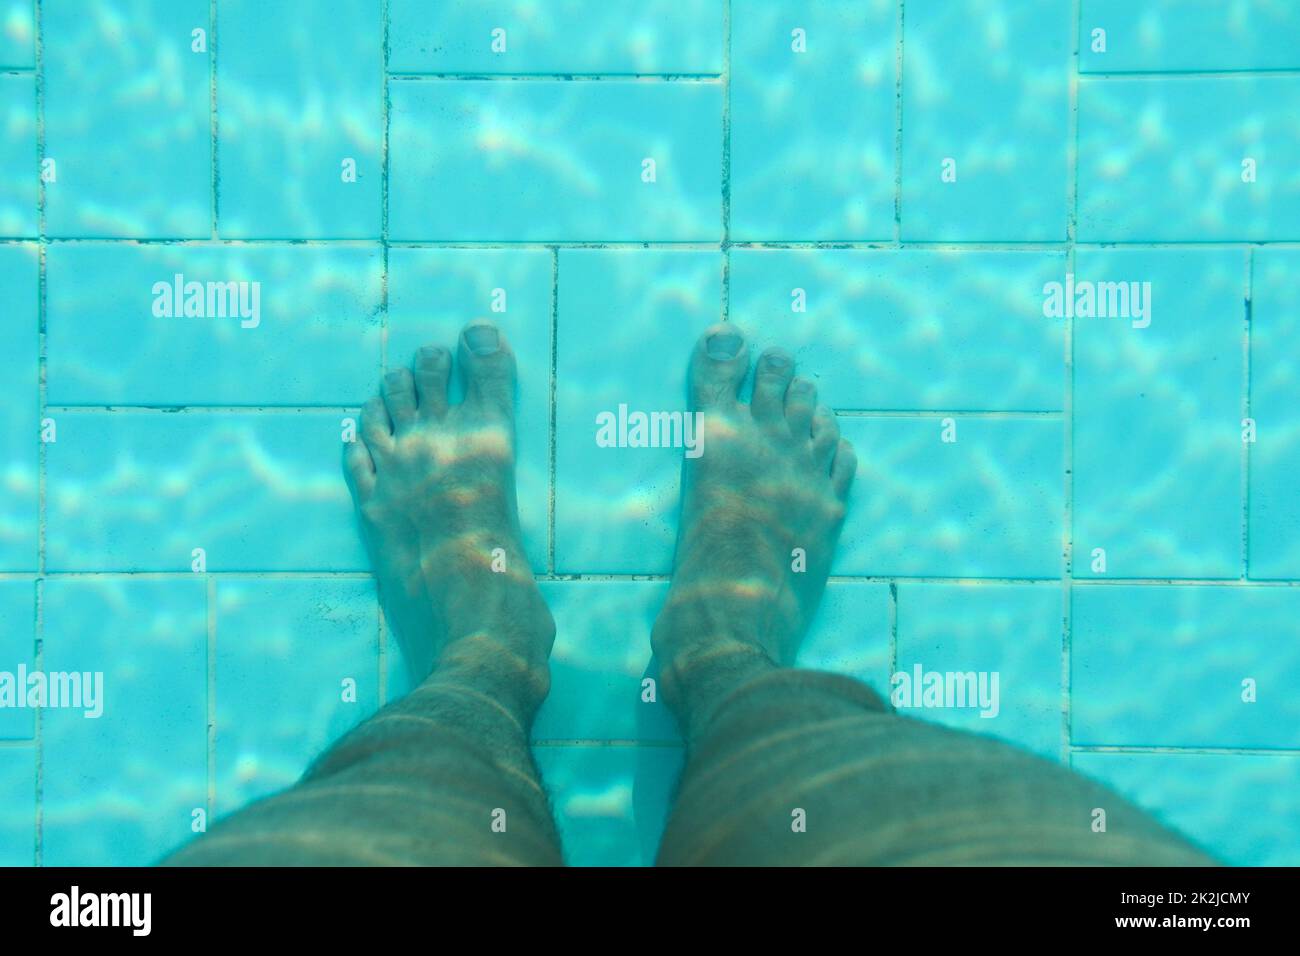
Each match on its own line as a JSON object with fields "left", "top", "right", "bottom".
{"left": 360, "top": 395, "right": 393, "bottom": 456}
{"left": 688, "top": 323, "right": 750, "bottom": 411}
{"left": 785, "top": 377, "right": 816, "bottom": 437}
{"left": 381, "top": 367, "right": 418, "bottom": 433}
{"left": 344, "top": 438, "right": 376, "bottom": 499}
{"left": 751, "top": 348, "right": 794, "bottom": 425}
{"left": 811, "top": 405, "right": 839, "bottom": 469}
{"left": 414, "top": 345, "right": 451, "bottom": 419}
{"left": 830, "top": 438, "right": 857, "bottom": 499}
{"left": 457, "top": 320, "right": 517, "bottom": 418}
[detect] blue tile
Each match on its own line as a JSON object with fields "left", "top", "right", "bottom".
{"left": 1080, "top": 0, "right": 1300, "bottom": 73}
{"left": 0, "top": 75, "right": 36, "bottom": 236}
{"left": 388, "top": 0, "right": 723, "bottom": 75}
{"left": 0, "top": 243, "right": 37, "bottom": 572}
{"left": 46, "top": 412, "right": 366, "bottom": 571}
{"left": 42, "top": 578, "right": 207, "bottom": 866}
{"left": 0, "top": 0, "right": 33, "bottom": 67}
{"left": 386, "top": 247, "right": 551, "bottom": 572}
{"left": 1072, "top": 585, "right": 1300, "bottom": 748}
{"left": 1249, "top": 249, "right": 1300, "bottom": 579}
{"left": 43, "top": 0, "right": 212, "bottom": 238}
{"left": 900, "top": 0, "right": 1070, "bottom": 241}
{"left": 389, "top": 80, "right": 722, "bottom": 241}
{"left": 729, "top": 249, "right": 1065, "bottom": 412}
{"left": 534, "top": 581, "right": 675, "bottom": 743}
{"left": 214, "top": 578, "right": 378, "bottom": 816}
{"left": 1071, "top": 752, "right": 1300, "bottom": 866}
{"left": 798, "top": 581, "right": 892, "bottom": 695}
{"left": 836, "top": 417, "right": 1064, "bottom": 578}
{"left": 216, "top": 0, "right": 382, "bottom": 238}
{"left": 729, "top": 0, "right": 896, "bottom": 240}
{"left": 45, "top": 243, "right": 383, "bottom": 406}
{"left": 553, "top": 249, "right": 721, "bottom": 574}
{"left": 0, "top": 745, "right": 34, "bottom": 866}
{"left": 1078, "top": 76, "right": 1300, "bottom": 241}
{"left": 896, "top": 582, "right": 1061, "bottom": 761}
{"left": 533, "top": 744, "right": 682, "bottom": 867}
{"left": 1072, "top": 248, "right": 1243, "bottom": 579}
{"left": 0, "top": 580, "right": 35, "bottom": 739}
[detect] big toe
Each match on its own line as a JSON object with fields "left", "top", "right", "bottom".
{"left": 688, "top": 323, "right": 750, "bottom": 412}
{"left": 457, "top": 320, "right": 517, "bottom": 418}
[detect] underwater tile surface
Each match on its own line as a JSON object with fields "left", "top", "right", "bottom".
{"left": 388, "top": 0, "right": 724, "bottom": 75}
{"left": 41, "top": 577, "right": 207, "bottom": 866}
{"left": 1248, "top": 249, "right": 1300, "bottom": 579}
{"left": 0, "top": 745, "right": 35, "bottom": 866}
{"left": 0, "top": 580, "right": 35, "bottom": 740}
{"left": 0, "top": 0, "right": 33, "bottom": 68}
{"left": 389, "top": 79, "right": 723, "bottom": 241}
{"left": 0, "top": 242, "right": 38, "bottom": 573}
{"left": 1078, "top": 75, "right": 1300, "bottom": 241}
{"left": 42, "top": 0, "right": 211, "bottom": 238}
{"left": 1072, "top": 585, "right": 1300, "bottom": 749}
{"left": 729, "top": 0, "right": 897, "bottom": 241}
{"left": 0, "top": 73, "right": 36, "bottom": 237}
{"left": 1071, "top": 247, "right": 1244, "bottom": 579}
{"left": 1071, "top": 752, "right": 1300, "bottom": 867}
{"left": 216, "top": 0, "right": 383, "bottom": 238}
{"left": 213, "top": 578, "right": 379, "bottom": 816}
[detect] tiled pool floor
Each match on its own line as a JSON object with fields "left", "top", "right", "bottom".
{"left": 1, "top": 0, "right": 1299, "bottom": 866}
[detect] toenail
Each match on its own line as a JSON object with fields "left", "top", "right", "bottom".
{"left": 418, "top": 345, "right": 445, "bottom": 362}
{"left": 706, "top": 332, "right": 743, "bottom": 360}
{"left": 465, "top": 325, "right": 499, "bottom": 355}
{"left": 763, "top": 351, "right": 791, "bottom": 369}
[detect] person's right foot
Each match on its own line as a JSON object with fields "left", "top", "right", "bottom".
{"left": 653, "top": 324, "right": 857, "bottom": 676}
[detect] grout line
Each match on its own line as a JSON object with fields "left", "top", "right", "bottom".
{"left": 530, "top": 739, "right": 685, "bottom": 748}
{"left": 32, "top": 576, "right": 43, "bottom": 867}
{"left": 377, "top": 0, "right": 391, "bottom": 707}
{"left": 719, "top": 0, "right": 731, "bottom": 321}
{"left": 547, "top": 246, "right": 558, "bottom": 576}
{"left": 1241, "top": 247, "right": 1253, "bottom": 578}
{"left": 387, "top": 72, "right": 722, "bottom": 82}
{"left": 1080, "top": 68, "right": 1300, "bottom": 79}
{"left": 40, "top": 404, "right": 1063, "bottom": 417}
{"left": 893, "top": 0, "right": 904, "bottom": 244}
{"left": 208, "top": 0, "right": 217, "bottom": 239}
{"left": 1071, "top": 744, "right": 1300, "bottom": 757}
{"left": 205, "top": 575, "right": 216, "bottom": 820}
{"left": 1060, "top": 0, "right": 1080, "bottom": 768}
{"left": 887, "top": 581, "right": 898, "bottom": 678}
{"left": 31, "top": 0, "right": 44, "bottom": 870}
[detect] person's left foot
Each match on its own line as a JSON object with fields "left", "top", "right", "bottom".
{"left": 344, "top": 320, "right": 553, "bottom": 698}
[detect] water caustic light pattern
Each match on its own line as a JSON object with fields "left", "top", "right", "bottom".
{"left": 0, "top": 0, "right": 1297, "bottom": 868}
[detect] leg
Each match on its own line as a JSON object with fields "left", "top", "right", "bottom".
{"left": 651, "top": 326, "right": 1214, "bottom": 866}
{"left": 166, "top": 321, "right": 562, "bottom": 866}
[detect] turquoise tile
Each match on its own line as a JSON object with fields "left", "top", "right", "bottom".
{"left": 798, "top": 581, "right": 892, "bottom": 695}
{"left": 896, "top": 582, "right": 1061, "bottom": 761}
{"left": 900, "top": 0, "right": 1070, "bottom": 241}
{"left": 45, "top": 243, "right": 383, "bottom": 406}
{"left": 389, "top": 0, "right": 723, "bottom": 75}
{"left": 1249, "top": 249, "right": 1300, "bottom": 579}
{"left": 1078, "top": 76, "right": 1300, "bottom": 241}
{"left": 46, "top": 412, "right": 366, "bottom": 571}
{"left": 533, "top": 744, "right": 682, "bottom": 866}
{"left": 0, "top": 0, "right": 33, "bottom": 67}
{"left": 553, "top": 249, "right": 721, "bottom": 574}
{"left": 42, "top": 578, "right": 207, "bottom": 865}
{"left": 214, "top": 578, "right": 378, "bottom": 816}
{"left": 729, "top": 0, "right": 896, "bottom": 241}
{"left": 1072, "top": 248, "right": 1243, "bottom": 579}
{"left": 216, "top": 0, "right": 382, "bottom": 238}
{"left": 729, "top": 249, "right": 1065, "bottom": 412}
{"left": 0, "top": 243, "right": 37, "bottom": 572}
{"left": 836, "top": 417, "right": 1064, "bottom": 578}
{"left": 389, "top": 80, "right": 722, "bottom": 241}
{"left": 1071, "top": 752, "right": 1300, "bottom": 866}
{"left": 0, "top": 75, "right": 36, "bottom": 236}
{"left": 43, "top": 0, "right": 211, "bottom": 238}
{"left": 1072, "top": 585, "right": 1300, "bottom": 748}
{"left": 0, "top": 745, "right": 34, "bottom": 866}
{"left": 534, "top": 581, "right": 675, "bottom": 743}
{"left": 386, "top": 248, "right": 551, "bottom": 572}
{"left": 0, "top": 580, "right": 35, "bottom": 739}
{"left": 1080, "top": 0, "right": 1300, "bottom": 73}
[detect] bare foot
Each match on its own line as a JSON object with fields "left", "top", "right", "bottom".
{"left": 344, "top": 320, "right": 553, "bottom": 701}
{"left": 653, "top": 323, "right": 856, "bottom": 678}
